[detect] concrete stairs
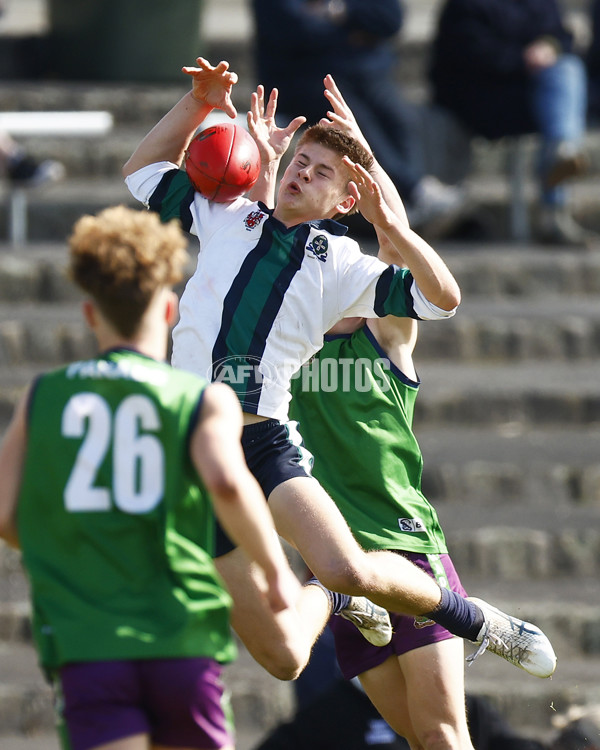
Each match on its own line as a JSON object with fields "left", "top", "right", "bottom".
{"left": 413, "top": 243, "right": 600, "bottom": 737}
{"left": 1, "top": 0, "right": 600, "bottom": 747}
{"left": 0, "top": 0, "right": 598, "bottom": 244}
{"left": 2, "top": 238, "right": 600, "bottom": 745}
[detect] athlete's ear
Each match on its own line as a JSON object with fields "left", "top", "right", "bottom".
{"left": 165, "top": 290, "right": 179, "bottom": 328}
{"left": 82, "top": 299, "right": 97, "bottom": 330}
{"left": 335, "top": 194, "right": 356, "bottom": 216}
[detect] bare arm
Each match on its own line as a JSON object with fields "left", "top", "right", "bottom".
{"left": 344, "top": 159, "right": 460, "bottom": 312}
{"left": 122, "top": 58, "right": 239, "bottom": 178}
{"left": 247, "top": 86, "right": 306, "bottom": 208}
{"left": 321, "top": 74, "right": 408, "bottom": 228}
{"left": 191, "top": 383, "right": 296, "bottom": 614}
{"left": 0, "top": 391, "right": 29, "bottom": 548}
{"left": 321, "top": 75, "right": 459, "bottom": 366}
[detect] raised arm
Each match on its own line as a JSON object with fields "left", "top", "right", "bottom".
{"left": 122, "top": 58, "right": 239, "bottom": 178}
{"left": 191, "top": 383, "right": 298, "bottom": 614}
{"left": 345, "top": 159, "right": 460, "bottom": 312}
{"left": 321, "top": 74, "right": 408, "bottom": 228}
{"left": 247, "top": 86, "right": 306, "bottom": 208}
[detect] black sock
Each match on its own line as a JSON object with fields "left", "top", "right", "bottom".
{"left": 305, "top": 576, "right": 351, "bottom": 615}
{"left": 425, "top": 587, "right": 484, "bottom": 641}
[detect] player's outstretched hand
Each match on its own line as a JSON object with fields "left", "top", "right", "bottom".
{"left": 183, "top": 58, "right": 238, "bottom": 119}
{"left": 321, "top": 75, "right": 370, "bottom": 153}
{"left": 247, "top": 85, "right": 306, "bottom": 166}
{"left": 344, "top": 156, "right": 394, "bottom": 229}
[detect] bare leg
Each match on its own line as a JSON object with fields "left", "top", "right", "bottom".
{"left": 215, "top": 547, "right": 331, "bottom": 680}
{"left": 359, "top": 639, "right": 473, "bottom": 750}
{"left": 269, "top": 477, "right": 443, "bottom": 615}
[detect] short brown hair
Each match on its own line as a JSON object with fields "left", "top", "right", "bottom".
{"left": 297, "top": 125, "right": 375, "bottom": 216}
{"left": 68, "top": 205, "right": 188, "bottom": 337}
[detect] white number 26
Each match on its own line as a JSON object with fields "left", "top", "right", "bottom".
{"left": 61, "top": 392, "right": 165, "bottom": 514}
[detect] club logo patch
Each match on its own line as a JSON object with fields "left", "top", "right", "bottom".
{"left": 414, "top": 615, "right": 436, "bottom": 629}
{"left": 307, "top": 234, "right": 329, "bottom": 262}
{"left": 398, "top": 518, "right": 425, "bottom": 533}
{"left": 244, "top": 209, "right": 266, "bottom": 231}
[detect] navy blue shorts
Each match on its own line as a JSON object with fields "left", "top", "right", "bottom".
{"left": 329, "top": 552, "right": 467, "bottom": 679}
{"left": 55, "top": 657, "right": 233, "bottom": 750}
{"left": 214, "top": 419, "right": 313, "bottom": 557}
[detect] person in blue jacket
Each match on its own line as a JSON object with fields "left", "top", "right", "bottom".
{"left": 251, "top": 0, "right": 470, "bottom": 238}
{"left": 429, "top": 0, "right": 591, "bottom": 247}
{"left": 587, "top": 0, "right": 600, "bottom": 124}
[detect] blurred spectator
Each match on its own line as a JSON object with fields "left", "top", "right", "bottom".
{"left": 550, "top": 704, "right": 600, "bottom": 750}
{"left": 587, "top": 0, "right": 600, "bottom": 123}
{"left": 0, "top": 130, "right": 65, "bottom": 187}
{"left": 429, "top": 0, "right": 591, "bottom": 247}
{"left": 252, "top": 675, "right": 546, "bottom": 750}
{"left": 251, "top": 0, "right": 471, "bottom": 238}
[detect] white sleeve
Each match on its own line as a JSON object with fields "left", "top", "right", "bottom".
{"left": 411, "top": 281, "right": 457, "bottom": 320}
{"left": 336, "top": 241, "right": 390, "bottom": 318}
{"left": 124, "top": 161, "right": 179, "bottom": 207}
{"left": 335, "top": 241, "right": 457, "bottom": 321}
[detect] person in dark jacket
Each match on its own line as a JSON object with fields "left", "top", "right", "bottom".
{"left": 586, "top": 0, "right": 600, "bottom": 123}
{"left": 251, "top": 0, "right": 470, "bottom": 238}
{"left": 429, "top": 0, "right": 590, "bottom": 246}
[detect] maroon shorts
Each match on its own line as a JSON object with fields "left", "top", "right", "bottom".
{"left": 55, "top": 657, "right": 233, "bottom": 750}
{"left": 329, "top": 552, "right": 467, "bottom": 680}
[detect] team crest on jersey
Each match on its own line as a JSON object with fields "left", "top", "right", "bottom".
{"left": 244, "top": 209, "right": 266, "bottom": 231}
{"left": 307, "top": 234, "right": 328, "bottom": 262}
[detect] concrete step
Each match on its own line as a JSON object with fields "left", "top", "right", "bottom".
{"left": 464, "top": 654, "right": 600, "bottom": 739}
{"left": 1, "top": 359, "right": 600, "bottom": 432}
{"left": 0, "top": 178, "right": 135, "bottom": 245}
{"left": 0, "top": 242, "right": 197, "bottom": 302}
{"left": 1, "top": 239, "right": 600, "bottom": 297}
{"left": 0, "top": 303, "right": 94, "bottom": 366}
{"left": 441, "top": 512, "right": 600, "bottom": 582}
{"left": 441, "top": 242, "right": 600, "bottom": 298}
{"left": 3, "top": 293, "right": 600, "bottom": 368}
{"left": 414, "top": 359, "right": 600, "bottom": 428}
{"left": 418, "top": 294, "right": 600, "bottom": 362}
{"left": 418, "top": 425, "right": 600, "bottom": 505}
{"left": 2, "top": 539, "right": 600, "bottom": 657}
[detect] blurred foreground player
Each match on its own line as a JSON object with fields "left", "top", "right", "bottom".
{"left": 0, "top": 205, "right": 297, "bottom": 750}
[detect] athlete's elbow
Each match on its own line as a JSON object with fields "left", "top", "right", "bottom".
{"left": 436, "top": 283, "right": 461, "bottom": 312}
{"left": 444, "top": 287, "right": 461, "bottom": 311}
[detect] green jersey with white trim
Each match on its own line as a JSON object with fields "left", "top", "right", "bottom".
{"left": 17, "top": 348, "right": 235, "bottom": 670}
{"left": 289, "top": 326, "right": 447, "bottom": 554}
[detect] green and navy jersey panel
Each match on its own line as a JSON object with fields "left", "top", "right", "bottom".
{"left": 126, "top": 163, "right": 442, "bottom": 421}
{"left": 17, "top": 348, "right": 235, "bottom": 670}
{"left": 289, "top": 325, "right": 448, "bottom": 554}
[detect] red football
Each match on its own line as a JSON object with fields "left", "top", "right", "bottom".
{"left": 185, "top": 123, "right": 261, "bottom": 203}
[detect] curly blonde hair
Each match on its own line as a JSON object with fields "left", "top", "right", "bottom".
{"left": 68, "top": 206, "right": 188, "bottom": 337}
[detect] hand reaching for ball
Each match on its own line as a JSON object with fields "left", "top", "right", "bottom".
{"left": 183, "top": 58, "right": 239, "bottom": 119}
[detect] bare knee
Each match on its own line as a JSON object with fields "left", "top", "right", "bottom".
{"left": 315, "top": 558, "right": 370, "bottom": 597}
{"left": 416, "top": 726, "right": 465, "bottom": 750}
